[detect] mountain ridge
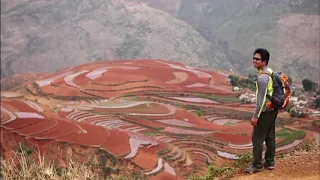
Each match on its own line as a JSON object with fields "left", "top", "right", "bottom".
{"left": 176, "top": 0, "right": 320, "bottom": 81}
{"left": 1, "top": 0, "right": 319, "bottom": 81}
{"left": 0, "top": 0, "right": 237, "bottom": 78}
{"left": 128, "top": 0, "right": 319, "bottom": 81}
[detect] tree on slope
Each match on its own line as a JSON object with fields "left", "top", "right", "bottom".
{"left": 302, "top": 79, "right": 313, "bottom": 92}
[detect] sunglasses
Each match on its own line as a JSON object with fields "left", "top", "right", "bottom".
{"left": 253, "top": 57, "right": 262, "bottom": 61}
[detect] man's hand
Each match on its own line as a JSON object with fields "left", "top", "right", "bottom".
{"left": 251, "top": 117, "right": 258, "bottom": 127}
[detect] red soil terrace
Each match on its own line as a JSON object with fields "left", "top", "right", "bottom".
{"left": 30, "top": 59, "right": 236, "bottom": 98}
{"left": 1, "top": 60, "right": 314, "bottom": 179}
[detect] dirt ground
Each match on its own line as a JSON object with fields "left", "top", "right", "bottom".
{"left": 230, "top": 149, "right": 320, "bottom": 180}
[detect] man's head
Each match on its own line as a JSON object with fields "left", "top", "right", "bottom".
{"left": 253, "top": 48, "right": 270, "bottom": 70}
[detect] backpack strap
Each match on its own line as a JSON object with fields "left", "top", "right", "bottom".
{"left": 258, "top": 67, "right": 273, "bottom": 77}
{"left": 258, "top": 70, "right": 273, "bottom": 100}
{"left": 258, "top": 71, "right": 272, "bottom": 77}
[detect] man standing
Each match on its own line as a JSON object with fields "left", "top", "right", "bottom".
{"left": 245, "top": 48, "right": 278, "bottom": 174}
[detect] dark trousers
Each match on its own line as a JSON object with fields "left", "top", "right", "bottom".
{"left": 252, "top": 109, "right": 278, "bottom": 168}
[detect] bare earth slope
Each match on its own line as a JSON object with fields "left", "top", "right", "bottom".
{"left": 1, "top": 0, "right": 234, "bottom": 78}
{"left": 232, "top": 149, "right": 319, "bottom": 180}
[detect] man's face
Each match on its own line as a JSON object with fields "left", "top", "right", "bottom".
{"left": 253, "top": 53, "right": 265, "bottom": 69}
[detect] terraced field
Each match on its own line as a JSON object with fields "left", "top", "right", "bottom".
{"left": 1, "top": 60, "right": 314, "bottom": 179}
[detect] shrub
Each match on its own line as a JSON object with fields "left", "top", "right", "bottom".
{"left": 228, "top": 75, "right": 255, "bottom": 91}
{"left": 285, "top": 103, "right": 294, "bottom": 113}
{"left": 290, "top": 108, "right": 297, "bottom": 117}
{"left": 302, "top": 79, "right": 313, "bottom": 92}
{"left": 188, "top": 164, "right": 236, "bottom": 180}
{"left": 297, "top": 111, "right": 306, "bottom": 118}
{"left": 234, "top": 151, "right": 253, "bottom": 168}
{"left": 314, "top": 97, "right": 320, "bottom": 108}
{"left": 194, "top": 109, "right": 204, "bottom": 117}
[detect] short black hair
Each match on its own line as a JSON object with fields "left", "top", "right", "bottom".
{"left": 254, "top": 48, "right": 270, "bottom": 65}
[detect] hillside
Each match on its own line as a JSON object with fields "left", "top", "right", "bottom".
{"left": 176, "top": 0, "right": 320, "bottom": 81}
{"left": 0, "top": 72, "right": 47, "bottom": 91}
{"left": 2, "top": 60, "right": 318, "bottom": 179}
{"left": 1, "top": 0, "right": 237, "bottom": 78}
{"left": 125, "top": 0, "right": 181, "bottom": 15}
{"left": 1, "top": 0, "right": 319, "bottom": 81}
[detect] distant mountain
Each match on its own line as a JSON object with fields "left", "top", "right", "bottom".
{"left": 2, "top": 0, "right": 318, "bottom": 81}
{"left": 1, "top": 0, "right": 238, "bottom": 78}
{"left": 125, "top": 0, "right": 320, "bottom": 81}
{"left": 124, "top": 0, "right": 182, "bottom": 15}
{"left": 176, "top": 0, "right": 320, "bottom": 81}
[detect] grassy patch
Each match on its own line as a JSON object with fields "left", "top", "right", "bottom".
{"left": 276, "top": 128, "right": 305, "bottom": 139}
{"left": 234, "top": 151, "right": 253, "bottom": 168}
{"left": 312, "top": 120, "right": 320, "bottom": 128}
{"left": 190, "top": 138, "right": 320, "bottom": 180}
{"left": 223, "top": 121, "right": 235, "bottom": 126}
{"left": 174, "top": 103, "right": 189, "bottom": 109}
{"left": 1, "top": 145, "right": 146, "bottom": 180}
{"left": 196, "top": 93, "right": 240, "bottom": 103}
{"left": 276, "top": 128, "right": 291, "bottom": 138}
{"left": 132, "top": 97, "right": 139, "bottom": 101}
{"left": 1, "top": 144, "right": 102, "bottom": 179}
{"left": 143, "top": 131, "right": 162, "bottom": 137}
{"left": 17, "top": 143, "right": 33, "bottom": 156}
{"left": 194, "top": 109, "right": 205, "bottom": 116}
{"left": 276, "top": 128, "right": 306, "bottom": 147}
{"left": 157, "top": 148, "right": 171, "bottom": 156}
{"left": 189, "top": 163, "right": 237, "bottom": 180}
{"left": 189, "top": 151, "right": 252, "bottom": 180}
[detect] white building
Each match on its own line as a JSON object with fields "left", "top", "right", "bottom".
{"left": 310, "top": 110, "right": 320, "bottom": 117}
{"left": 233, "top": 86, "right": 240, "bottom": 92}
{"left": 290, "top": 96, "right": 298, "bottom": 102}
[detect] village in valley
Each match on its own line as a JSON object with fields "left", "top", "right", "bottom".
{"left": 231, "top": 74, "right": 320, "bottom": 128}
